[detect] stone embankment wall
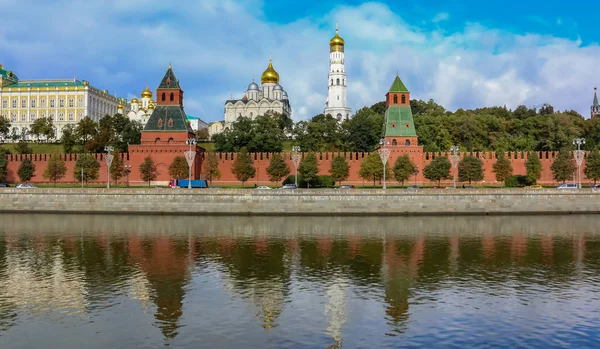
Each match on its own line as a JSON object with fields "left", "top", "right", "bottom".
{"left": 1, "top": 188, "right": 600, "bottom": 216}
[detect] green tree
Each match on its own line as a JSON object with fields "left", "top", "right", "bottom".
{"left": 0, "top": 150, "right": 7, "bottom": 183}
{"left": 139, "top": 156, "right": 158, "bottom": 187}
{"left": 293, "top": 114, "right": 343, "bottom": 152}
{"left": 110, "top": 155, "right": 125, "bottom": 186}
{"left": 61, "top": 125, "right": 78, "bottom": 153}
{"left": 329, "top": 156, "right": 350, "bottom": 185}
{"left": 298, "top": 153, "right": 319, "bottom": 188}
{"left": 266, "top": 153, "right": 290, "bottom": 183}
{"left": 393, "top": 155, "right": 416, "bottom": 186}
{"left": 213, "top": 115, "right": 286, "bottom": 153}
{"left": 17, "top": 158, "right": 35, "bottom": 183}
{"left": 525, "top": 153, "right": 542, "bottom": 184}
{"left": 584, "top": 150, "right": 600, "bottom": 185}
{"left": 202, "top": 152, "right": 221, "bottom": 184}
{"left": 75, "top": 116, "right": 98, "bottom": 144}
{"left": 15, "top": 141, "right": 32, "bottom": 154}
{"left": 358, "top": 152, "right": 385, "bottom": 187}
{"left": 195, "top": 128, "right": 210, "bottom": 142}
{"left": 30, "top": 117, "right": 54, "bottom": 142}
{"left": 43, "top": 155, "right": 67, "bottom": 186}
{"left": 0, "top": 116, "right": 11, "bottom": 140}
{"left": 423, "top": 156, "right": 451, "bottom": 186}
{"left": 458, "top": 155, "right": 484, "bottom": 184}
{"left": 231, "top": 147, "right": 255, "bottom": 187}
{"left": 74, "top": 154, "right": 100, "bottom": 184}
{"left": 168, "top": 156, "right": 190, "bottom": 179}
{"left": 343, "top": 107, "right": 384, "bottom": 152}
{"left": 551, "top": 149, "right": 575, "bottom": 183}
{"left": 492, "top": 153, "right": 513, "bottom": 183}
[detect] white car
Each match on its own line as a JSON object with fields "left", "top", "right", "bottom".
{"left": 16, "top": 184, "right": 36, "bottom": 188}
{"left": 255, "top": 186, "right": 272, "bottom": 190}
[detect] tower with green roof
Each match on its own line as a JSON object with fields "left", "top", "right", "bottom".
{"left": 591, "top": 87, "right": 600, "bottom": 118}
{"left": 383, "top": 73, "right": 420, "bottom": 148}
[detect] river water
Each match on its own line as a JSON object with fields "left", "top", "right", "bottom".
{"left": 0, "top": 214, "right": 599, "bottom": 348}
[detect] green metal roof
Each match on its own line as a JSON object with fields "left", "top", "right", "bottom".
{"left": 0, "top": 67, "right": 18, "bottom": 82}
{"left": 158, "top": 66, "right": 181, "bottom": 89}
{"left": 144, "top": 105, "right": 193, "bottom": 132}
{"left": 384, "top": 106, "right": 417, "bottom": 137}
{"left": 388, "top": 74, "right": 409, "bottom": 93}
{"left": 1, "top": 80, "right": 84, "bottom": 89}
{"left": 594, "top": 89, "right": 599, "bottom": 107}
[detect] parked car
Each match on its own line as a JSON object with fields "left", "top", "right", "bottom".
{"left": 337, "top": 185, "right": 355, "bottom": 189}
{"left": 255, "top": 186, "right": 272, "bottom": 190}
{"left": 406, "top": 185, "right": 420, "bottom": 190}
{"left": 16, "top": 184, "right": 36, "bottom": 188}
{"left": 462, "top": 185, "right": 475, "bottom": 189}
{"left": 557, "top": 183, "right": 578, "bottom": 189}
{"left": 590, "top": 184, "right": 600, "bottom": 189}
{"left": 0, "top": 183, "right": 10, "bottom": 188}
{"left": 280, "top": 184, "right": 297, "bottom": 190}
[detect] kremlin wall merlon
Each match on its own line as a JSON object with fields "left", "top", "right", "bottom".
{"left": 2, "top": 150, "right": 586, "bottom": 186}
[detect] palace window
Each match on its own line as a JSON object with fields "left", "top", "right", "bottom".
{"left": 59, "top": 99, "right": 64, "bottom": 108}
{"left": 170, "top": 93, "right": 174, "bottom": 101}
{"left": 12, "top": 100, "right": 16, "bottom": 108}
{"left": 401, "top": 95, "right": 406, "bottom": 104}
{"left": 21, "top": 99, "right": 26, "bottom": 108}
{"left": 78, "top": 112, "right": 82, "bottom": 120}
{"left": 68, "top": 113, "right": 74, "bottom": 121}
{"left": 50, "top": 99, "right": 55, "bottom": 108}
{"left": 11, "top": 113, "right": 16, "bottom": 122}
{"left": 49, "top": 113, "right": 54, "bottom": 121}
{"left": 30, "top": 113, "right": 36, "bottom": 122}
{"left": 31, "top": 99, "right": 36, "bottom": 108}
{"left": 59, "top": 113, "right": 64, "bottom": 121}
{"left": 21, "top": 113, "right": 26, "bottom": 122}
{"left": 393, "top": 95, "right": 398, "bottom": 104}
{"left": 41, "top": 99, "right": 45, "bottom": 108}
{"left": 78, "top": 98, "right": 83, "bottom": 107}
{"left": 40, "top": 113, "right": 45, "bottom": 119}
{"left": 2, "top": 100, "right": 6, "bottom": 108}
{"left": 68, "top": 99, "right": 74, "bottom": 108}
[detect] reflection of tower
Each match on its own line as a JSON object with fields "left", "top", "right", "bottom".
{"left": 325, "top": 278, "right": 347, "bottom": 348}
{"left": 448, "top": 235, "right": 459, "bottom": 272}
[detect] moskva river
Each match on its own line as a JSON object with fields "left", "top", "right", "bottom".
{"left": 0, "top": 214, "right": 599, "bottom": 348}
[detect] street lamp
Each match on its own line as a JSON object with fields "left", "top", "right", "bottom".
{"left": 104, "top": 146, "right": 114, "bottom": 189}
{"left": 185, "top": 138, "right": 197, "bottom": 189}
{"left": 378, "top": 138, "right": 391, "bottom": 189}
{"left": 573, "top": 138, "right": 585, "bottom": 188}
{"left": 124, "top": 165, "right": 131, "bottom": 188}
{"left": 414, "top": 165, "right": 419, "bottom": 187}
{"left": 450, "top": 145, "right": 460, "bottom": 188}
{"left": 292, "top": 146, "right": 301, "bottom": 187}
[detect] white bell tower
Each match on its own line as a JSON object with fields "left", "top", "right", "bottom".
{"left": 325, "top": 22, "right": 352, "bottom": 122}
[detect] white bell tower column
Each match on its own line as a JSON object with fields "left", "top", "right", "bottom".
{"left": 325, "top": 22, "right": 352, "bottom": 122}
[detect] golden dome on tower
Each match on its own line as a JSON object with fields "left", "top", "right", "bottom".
{"left": 141, "top": 85, "right": 152, "bottom": 98}
{"left": 330, "top": 22, "right": 345, "bottom": 52}
{"left": 261, "top": 59, "right": 279, "bottom": 84}
{"left": 131, "top": 96, "right": 139, "bottom": 104}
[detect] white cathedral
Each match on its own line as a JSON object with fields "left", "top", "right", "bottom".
{"left": 117, "top": 85, "right": 155, "bottom": 125}
{"left": 325, "top": 23, "right": 352, "bottom": 121}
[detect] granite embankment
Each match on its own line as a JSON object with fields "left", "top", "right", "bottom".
{"left": 1, "top": 188, "right": 600, "bottom": 216}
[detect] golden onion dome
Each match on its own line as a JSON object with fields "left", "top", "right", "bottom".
{"left": 261, "top": 59, "right": 279, "bottom": 84}
{"left": 148, "top": 102, "right": 155, "bottom": 109}
{"left": 141, "top": 85, "right": 152, "bottom": 98}
{"left": 131, "top": 96, "right": 139, "bottom": 104}
{"left": 330, "top": 23, "right": 344, "bottom": 52}
{"left": 117, "top": 101, "right": 124, "bottom": 109}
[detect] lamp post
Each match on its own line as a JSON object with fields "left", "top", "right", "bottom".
{"left": 378, "top": 138, "right": 391, "bottom": 189}
{"left": 450, "top": 145, "right": 460, "bottom": 188}
{"left": 104, "top": 146, "right": 114, "bottom": 189}
{"left": 124, "top": 165, "right": 131, "bottom": 188}
{"left": 292, "top": 146, "right": 301, "bottom": 187}
{"left": 414, "top": 166, "right": 419, "bottom": 187}
{"left": 185, "top": 138, "right": 197, "bottom": 189}
{"left": 573, "top": 138, "right": 585, "bottom": 188}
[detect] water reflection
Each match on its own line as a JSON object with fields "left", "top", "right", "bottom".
{"left": 0, "top": 214, "right": 599, "bottom": 348}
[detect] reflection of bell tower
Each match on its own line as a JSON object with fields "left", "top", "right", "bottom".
{"left": 325, "top": 277, "right": 347, "bottom": 348}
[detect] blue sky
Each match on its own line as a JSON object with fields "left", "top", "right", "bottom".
{"left": 1, "top": 0, "right": 599, "bottom": 121}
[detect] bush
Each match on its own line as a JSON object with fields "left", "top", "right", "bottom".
{"left": 283, "top": 174, "right": 336, "bottom": 188}
{"left": 504, "top": 175, "right": 533, "bottom": 187}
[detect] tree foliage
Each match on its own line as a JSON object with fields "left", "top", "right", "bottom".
{"left": 139, "top": 156, "right": 158, "bottom": 187}
{"left": 0, "top": 116, "right": 10, "bottom": 140}
{"left": 61, "top": 125, "right": 78, "bottom": 153}
{"left": 0, "top": 150, "right": 7, "bottom": 183}
{"left": 584, "top": 151, "right": 600, "bottom": 185}
{"left": 110, "top": 155, "right": 125, "bottom": 185}
{"left": 29, "top": 117, "right": 55, "bottom": 141}
{"left": 458, "top": 156, "right": 484, "bottom": 184}
{"left": 359, "top": 152, "right": 388, "bottom": 187}
{"left": 393, "top": 155, "right": 416, "bottom": 186}
{"left": 168, "top": 156, "right": 190, "bottom": 179}
{"left": 214, "top": 115, "right": 286, "bottom": 153}
{"left": 329, "top": 156, "right": 350, "bottom": 185}
{"left": 266, "top": 153, "right": 290, "bottom": 183}
{"left": 298, "top": 153, "right": 319, "bottom": 187}
{"left": 17, "top": 159, "right": 36, "bottom": 182}
{"left": 551, "top": 149, "right": 575, "bottom": 183}
{"left": 492, "top": 153, "right": 513, "bottom": 183}
{"left": 15, "top": 141, "right": 32, "bottom": 154}
{"left": 43, "top": 155, "right": 67, "bottom": 186}
{"left": 423, "top": 156, "right": 451, "bottom": 186}
{"left": 195, "top": 128, "right": 210, "bottom": 142}
{"left": 74, "top": 154, "right": 100, "bottom": 184}
{"left": 525, "top": 153, "right": 542, "bottom": 184}
{"left": 231, "top": 147, "right": 255, "bottom": 186}
{"left": 202, "top": 152, "right": 221, "bottom": 184}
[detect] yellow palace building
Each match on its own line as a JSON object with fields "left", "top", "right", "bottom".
{"left": 0, "top": 63, "right": 123, "bottom": 140}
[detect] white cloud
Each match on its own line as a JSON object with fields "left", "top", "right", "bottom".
{"left": 432, "top": 12, "right": 450, "bottom": 23}
{"left": 0, "top": 1, "right": 598, "bottom": 122}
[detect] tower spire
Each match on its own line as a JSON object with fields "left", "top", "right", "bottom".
{"left": 336, "top": 21, "right": 338, "bottom": 33}
{"left": 594, "top": 87, "right": 599, "bottom": 107}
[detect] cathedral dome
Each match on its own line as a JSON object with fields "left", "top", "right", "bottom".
{"left": 141, "top": 85, "right": 152, "bottom": 98}
{"left": 261, "top": 60, "right": 279, "bottom": 84}
{"left": 248, "top": 80, "right": 259, "bottom": 90}
{"left": 148, "top": 102, "right": 155, "bottom": 110}
{"left": 131, "top": 96, "right": 139, "bottom": 104}
{"left": 273, "top": 84, "right": 283, "bottom": 91}
{"left": 330, "top": 24, "right": 344, "bottom": 52}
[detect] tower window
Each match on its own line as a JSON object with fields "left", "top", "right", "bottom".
{"left": 337, "top": 96, "right": 339, "bottom": 100}
{"left": 331, "top": 79, "right": 333, "bottom": 85}
{"left": 162, "top": 93, "right": 166, "bottom": 101}
{"left": 401, "top": 95, "right": 406, "bottom": 104}
{"left": 393, "top": 95, "right": 398, "bottom": 104}
{"left": 170, "top": 93, "right": 174, "bottom": 101}
{"left": 336, "top": 78, "right": 340, "bottom": 85}
{"left": 343, "top": 79, "right": 345, "bottom": 85}
{"left": 392, "top": 139, "right": 397, "bottom": 146}
{"left": 405, "top": 139, "right": 411, "bottom": 146}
